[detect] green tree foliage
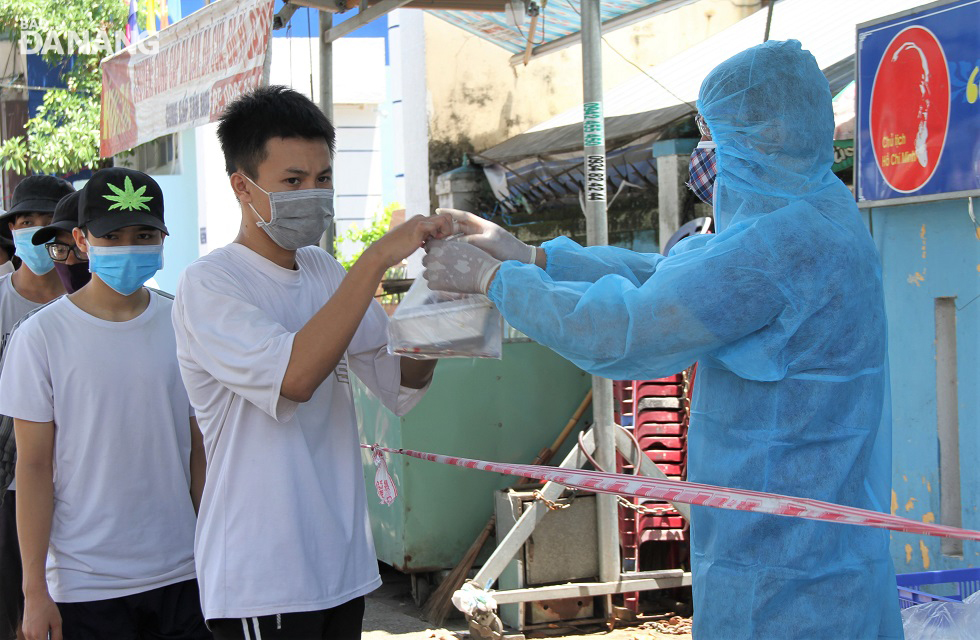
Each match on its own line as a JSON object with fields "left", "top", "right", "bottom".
{"left": 0, "top": 0, "right": 127, "bottom": 174}
{"left": 338, "top": 202, "right": 403, "bottom": 272}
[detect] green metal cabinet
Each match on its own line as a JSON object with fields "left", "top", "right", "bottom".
{"left": 356, "top": 340, "right": 592, "bottom": 572}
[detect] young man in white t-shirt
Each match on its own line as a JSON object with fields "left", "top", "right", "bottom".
{"left": 0, "top": 176, "right": 73, "bottom": 640}
{"left": 172, "top": 86, "right": 451, "bottom": 639}
{"left": 0, "top": 168, "right": 210, "bottom": 640}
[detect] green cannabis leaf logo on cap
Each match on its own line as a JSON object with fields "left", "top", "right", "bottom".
{"left": 103, "top": 176, "right": 153, "bottom": 212}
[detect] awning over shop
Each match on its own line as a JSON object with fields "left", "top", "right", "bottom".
{"left": 475, "top": 0, "right": 924, "bottom": 211}
{"left": 429, "top": 0, "right": 701, "bottom": 62}
{"left": 292, "top": 0, "right": 690, "bottom": 59}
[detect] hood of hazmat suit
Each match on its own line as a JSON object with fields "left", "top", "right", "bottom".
{"left": 485, "top": 40, "right": 902, "bottom": 639}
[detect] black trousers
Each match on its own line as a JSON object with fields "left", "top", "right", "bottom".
{"left": 0, "top": 490, "right": 23, "bottom": 640}
{"left": 57, "top": 579, "right": 211, "bottom": 640}
{"left": 208, "top": 596, "right": 365, "bottom": 640}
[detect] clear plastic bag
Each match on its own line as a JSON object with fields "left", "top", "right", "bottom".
{"left": 387, "top": 277, "right": 503, "bottom": 359}
{"left": 902, "top": 591, "right": 980, "bottom": 640}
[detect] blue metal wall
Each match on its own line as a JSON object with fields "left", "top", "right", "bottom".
{"left": 870, "top": 197, "right": 980, "bottom": 572}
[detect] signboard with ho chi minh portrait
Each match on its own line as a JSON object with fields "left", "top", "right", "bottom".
{"left": 855, "top": 0, "right": 980, "bottom": 206}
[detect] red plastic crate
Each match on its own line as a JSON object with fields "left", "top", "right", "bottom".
{"left": 635, "top": 421, "right": 686, "bottom": 437}
{"left": 656, "top": 463, "right": 685, "bottom": 477}
{"left": 635, "top": 435, "right": 684, "bottom": 450}
{"left": 619, "top": 508, "right": 638, "bottom": 560}
{"left": 630, "top": 499, "right": 685, "bottom": 531}
{"left": 641, "top": 449, "right": 685, "bottom": 463}
{"left": 639, "top": 528, "right": 688, "bottom": 543}
{"left": 639, "top": 514, "right": 686, "bottom": 530}
{"left": 633, "top": 499, "right": 684, "bottom": 530}
{"left": 637, "top": 539, "right": 689, "bottom": 574}
{"left": 613, "top": 380, "right": 635, "bottom": 425}
{"left": 636, "top": 396, "right": 683, "bottom": 412}
{"left": 613, "top": 380, "right": 633, "bottom": 407}
{"left": 635, "top": 409, "right": 684, "bottom": 424}
{"left": 618, "top": 456, "right": 685, "bottom": 478}
{"left": 642, "top": 374, "right": 682, "bottom": 384}
{"left": 634, "top": 382, "right": 682, "bottom": 398}
{"left": 619, "top": 373, "right": 692, "bottom": 615}
{"left": 636, "top": 498, "right": 679, "bottom": 511}
{"left": 615, "top": 451, "right": 633, "bottom": 473}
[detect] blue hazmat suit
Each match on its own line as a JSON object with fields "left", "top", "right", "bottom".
{"left": 485, "top": 40, "right": 903, "bottom": 638}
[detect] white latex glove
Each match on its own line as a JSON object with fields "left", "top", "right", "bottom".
{"left": 423, "top": 239, "right": 501, "bottom": 295}
{"left": 436, "top": 208, "right": 536, "bottom": 264}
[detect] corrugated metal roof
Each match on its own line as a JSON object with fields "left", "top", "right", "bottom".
{"left": 429, "top": 1, "right": 666, "bottom": 54}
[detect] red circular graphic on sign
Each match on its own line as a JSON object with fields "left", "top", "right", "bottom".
{"left": 870, "top": 26, "right": 950, "bottom": 193}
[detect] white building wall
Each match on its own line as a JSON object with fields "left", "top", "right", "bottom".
{"left": 388, "top": 9, "right": 429, "bottom": 276}
{"left": 194, "top": 36, "right": 389, "bottom": 259}
{"left": 333, "top": 103, "right": 383, "bottom": 243}
{"left": 194, "top": 121, "right": 238, "bottom": 256}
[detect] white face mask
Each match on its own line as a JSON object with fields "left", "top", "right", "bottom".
{"left": 241, "top": 175, "right": 335, "bottom": 251}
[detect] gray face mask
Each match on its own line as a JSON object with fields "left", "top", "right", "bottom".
{"left": 242, "top": 175, "right": 335, "bottom": 250}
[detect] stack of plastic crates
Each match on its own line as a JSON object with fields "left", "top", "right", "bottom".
{"left": 615, "top": 370, "right": 693, "bottom": 612}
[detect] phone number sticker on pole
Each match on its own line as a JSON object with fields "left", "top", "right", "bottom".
{"left": 584, "top": 101, "right": 607, "bottom": 203}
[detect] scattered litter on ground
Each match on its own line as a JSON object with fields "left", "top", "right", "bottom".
{"left": 425, "top": 631, "right": 461, "bottom": 639}
{"left": 637, "top": 616, "right": 693, "bottom": 636}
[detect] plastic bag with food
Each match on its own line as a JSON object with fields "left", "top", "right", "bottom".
{"left": 387, "top": 276, "right": 502, "bottom": 359}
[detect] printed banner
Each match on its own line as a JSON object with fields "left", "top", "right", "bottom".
{"left": 856, "top": 0, "right": 980, "bottom": 203}
{"left": 362, "top": 444, "right": 980, "bottom": 542}
{"left": 100, "top": 0, "right": 274, "bottom": 157}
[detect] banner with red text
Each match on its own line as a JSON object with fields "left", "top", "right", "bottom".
{"left": 100, "top": 0, "right": 274, "bottom": 157}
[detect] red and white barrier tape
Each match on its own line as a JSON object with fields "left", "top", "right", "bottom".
{"left": 362, "top": 444, "right": 980, "bottom": 542}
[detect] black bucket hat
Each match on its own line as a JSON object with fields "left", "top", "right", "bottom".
{"left": 1, "top": 175, "right": 75, "bottom": 220}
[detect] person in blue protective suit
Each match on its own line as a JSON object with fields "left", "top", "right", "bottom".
{"left": 422, "top": 40, "right": 903, "bottom": 639}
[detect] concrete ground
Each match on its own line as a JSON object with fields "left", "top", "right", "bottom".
{"left": 362, "top": 567, "right": 692, "bottom": 640}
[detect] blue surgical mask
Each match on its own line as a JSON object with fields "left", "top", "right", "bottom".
{"left": 11, "top": 227, "right": 55, "bottom": 275}
{"left": 87, "top": 244, "right": 163, "bottom": 296}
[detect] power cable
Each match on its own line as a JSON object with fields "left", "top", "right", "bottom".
{"left": 562, "top": 0, "right": 697, "bottom": 111}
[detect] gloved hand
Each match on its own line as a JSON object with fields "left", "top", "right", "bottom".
{"left": 436, "top": 208, "right": 537, "bottom": 264}
{"left": 423, "top": 240, "right": 501, "bottom": 295}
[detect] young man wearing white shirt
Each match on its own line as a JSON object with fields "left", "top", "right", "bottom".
{"left": 172, "top": 86, "right": 450, "bottom": 639}
{"left": 0, "top": 176, "right": 73, "bottom": 640}
{"left": 0, "top": 168, "right": 209, "bottom": 640}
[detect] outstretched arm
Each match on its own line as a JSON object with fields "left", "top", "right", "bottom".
{"left": 283, "top": 215, "right": 450, "bottom": 402}
{"left": 486, "top": 235, "right": 784, "bottom": 381}
{"left": 439, "top": 209, "right": 665, "bottom": 286}
{"left": 539, "top": 235, "right": 666, "bottom": 286}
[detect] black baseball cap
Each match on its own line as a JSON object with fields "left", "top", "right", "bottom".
{"left": 79, "top": 168, "right": 168, "bottom": 237}
{"left": 1, "top": 175, "right": 75, "bottom": 220}
{"left": 32, "top": 191, "right": 82, "bottom": 246}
